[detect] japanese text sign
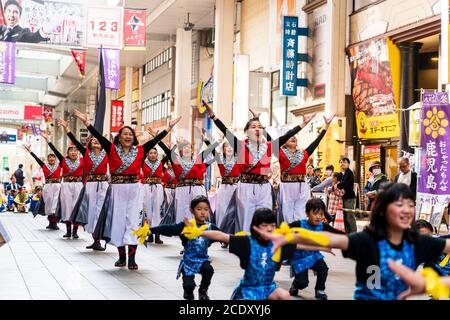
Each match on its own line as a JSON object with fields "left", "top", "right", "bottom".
{"left": 111, "top": 100, "right": 124, "bottom": 132}
{"left": 86, "top": 7, "right": 123, "bottom": 49}
{"left": 0, "top": 41, "right": 15, "bottom": 84}
{"left": 281, "top": 16, "right": 298, "bottom": 96}
{"left": 124, "top": 9, "right": 146, "bottom": 49}
{"left": 100, "top": 48, "right": 120, "bottom": 90}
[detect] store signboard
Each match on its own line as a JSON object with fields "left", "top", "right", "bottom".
{"left": 123, "top": 9, "right": 146, "bottom": 49}
{"left": 0, "top": 104, "right": 42, "bottom": 120}
{"left": 0, "top": 128, "right": 17, "bottom": 144}
{"left": 417, "top": 91, "right": 450, "bottom": 228}
{"left": 280, "top": 16, "right": 298, "bottom": 96}
{"left": 348, "top": 38, "right": 400, "bottom": 139}
{"left": 86, "top": 6, "right": 123, "bottom": 49}
{"left": 111, "top": 100, "right": 124, "bottom": 132}
{"left": 0, "top": 0, "right": 85, "bottom": 46}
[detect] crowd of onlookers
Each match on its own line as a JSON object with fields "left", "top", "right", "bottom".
{"left": 0, "top": 164, "right": 42, "bottom": 213}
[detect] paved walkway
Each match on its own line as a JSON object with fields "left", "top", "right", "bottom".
{"left": 0, "top": 212, "right": 359, "bottom": 300}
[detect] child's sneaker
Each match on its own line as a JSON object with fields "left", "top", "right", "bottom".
{"left": 315, "top": 290, "right": 328, "bottom": 300}
{"left": 289, "top": 284, "right": 298, "bottom": 297}
{"left": 183, "top": 289, "right": 195, "bottom": 300}
{"left": 198, "top": 288, "right": 210, "bottom": 300}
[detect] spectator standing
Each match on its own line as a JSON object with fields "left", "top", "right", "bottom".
{"left": 309, "top": 168, "right": 322, "bottom": 189}
{"left": 1, "top": 167, "right": 10, "bottom": 192}
{"left": 14, "top": 164, "right": 25, "bottom": 186}
{"left": 394, "top": 157, "right": 417, "bottom": 199}
{"left": 311, "top": 165, "right": 334, "bottom": 192}
{"left": 336, "top": 157, "right": 357, "bottom": 233}
{"left": 364, "top": 161, "right": 389, "bottom": 210}
{"left": 326, "top": 173, "right": 345, "bottom": 220}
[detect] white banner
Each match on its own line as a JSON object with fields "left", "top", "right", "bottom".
{"left": 0, "top": 103, "right": 24, "bottom": 120}
{"left": 85, "top": 6, "right": 123, "bottom": 49}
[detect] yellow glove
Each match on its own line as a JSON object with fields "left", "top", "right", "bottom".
{"left": 271, "top": 223, "right": 330, "bottom": 263}
{"left": 235, "top": 231, "right": 250, "bottom": 237}
{"left": 182, "top": 219, "right": 208, "bottom": 240}
{"left": 421, "top": 268, "right": 450, "bottom": 300}
{"left": 132, "top": 221, "right": 151, "bottom": 245}
{"left": 439, "top": 255, "right": 450, "bottom": 268}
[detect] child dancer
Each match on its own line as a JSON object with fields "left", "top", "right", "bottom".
{"left": 203, "top": 101, "right": 315, "bottom": 232}
{"left": 186, "top": 208, "right": 297, "bottom": 300}
{"left": 149, "top": 196, "right": 219, "bottom": 300}
{"left": 277, "top": 115, "right": 334, "bottom": 223}
{"left": 415, "top": 220, "right": 450, "bottom": 277}
{"left": 73, "top": 109, "right": 180, "bottom": 270}
{"left": 23, "top": 145, "right": 61, "bottom": 230}
{"left": 41, "top": 132, "right": 84, "bottom": 239}
{"left": 58, "top": 119, "right": 109, "bottom": 251}
{"left": 253, "top": 183, "right": 450, "bottom": 300}
{"left": 288, "top": 198, "right": 345, "bottom": 300}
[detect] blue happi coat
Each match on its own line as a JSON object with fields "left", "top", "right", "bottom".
{"left": 354, "top": 239, "right": 415, "bottom": 300}
{"left": 291, "top": 220, "right": 324, "bottom": 275}
{"left": 231, "top": 236, "right": 279, "bottom": 300}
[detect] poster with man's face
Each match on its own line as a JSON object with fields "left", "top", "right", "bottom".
{"left": 0, "top": 0, "right": 85, "bottom": 45}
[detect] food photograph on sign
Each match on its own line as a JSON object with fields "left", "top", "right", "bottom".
{"left": 348, "top": 38, "right": 400, "bottom": 140}
{"left": 0, "top": 0, "right": 85, "bottom": 45}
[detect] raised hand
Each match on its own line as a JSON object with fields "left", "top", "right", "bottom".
{"left": 202, "top": 100, "right": 215, "bottom": 119}
{"left": 72, "top": 109, "right": 89, "bottom": 126}
{"left": 57, "top": 119, "right": 70, "bottom": 133}
{"left": 147, "top": 127, "right": 159, "bottom": 138}
{"left": 23, "top": 145, "right": 31, "bottom": 153}
{"left": 168, "top": 116, "right": 182, "bottom": 131}
{"left": 40, "top": 132, "right": 49, "bottom": 141}
{"left": 300, "top": 113, "right": 317, "bottom": 128}
{"left": 249, "top": 108, "right": 262, "bottom": 119}
{"left": 323, "top": 115, "right": 336, "bottom": 129}
{"left": 388, "top": 260, "right": 425, "bottom": 300}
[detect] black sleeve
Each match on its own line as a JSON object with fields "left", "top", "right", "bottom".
{"left": 29, "top": 152, "right": 45, "bottom": 168}
{"left": 200, "top": 141, "right": 220, "bottom": 164}
{"left": 264, "top": 128, "right": 272, "bottom": 142}
{"left": 305, "top": 130, "right": 326, "bottom": 156}
{"left": 158, "top": 141, "right": 172, "bottom": 156}
{"left": 48, "top": 143, "right": 64, "bottom": 162}
{"left": 87, "top": 125, "right": 112, "bottom": 153}
{"left": 341, "top": 231, "right": 372, "bottom": 261}
{"left": 337, "top": 170, "right": 353, "bottom": 190}
{"left": 213, "top": 118, "right": 241, "bottom": 155}
{"left": 280, "top": 244, "right": 296, "bottom": 261}
{"left": 289, "top": 221, "right": 301, "bottom": 228}
{"left": 415, "top": 235, "right": 447, "bottom": 265}
{"left": 323, "top": 223, "right": 346, "bottom": 235}
{"left": 273, "top": 125, "right": 303, "bottom": 150}
{"left": 67, "top": 132, "right": 87, "bottom": 155}
{"left": 229, "top": 236, "right": 251, "bottom": 269}
{"left": 143, "top": 130, "right": 169, "bottom": 155}
{"left": 150, "top": 222, "right": 185, "bottom": 237}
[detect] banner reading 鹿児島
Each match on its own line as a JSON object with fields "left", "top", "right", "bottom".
{"left": 417, "top": 91, "right": 450, "bottom": 228}
{"left": 348, "top": 38, "right": 400, "bottom": 139}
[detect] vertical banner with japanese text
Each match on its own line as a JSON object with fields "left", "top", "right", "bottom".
{"left": 348, "top": 38, "right": 400, "bottom": 139}
{"left": 0, "top": 41, "right": 15, "bottom": 84}
{"left": 100, "top": 48, "right": 120, "bottom": 90}
{"left": 123, "top": 9, "right": 146, "bottom": 49}
{"left": 281, "top": 16, "right": 298, "bottom": 96}
{"left": 417, "top": 91, "right": 450, "bottom": 227}
{"left": 111, "top": 100, "right": 124, "bottom": 132}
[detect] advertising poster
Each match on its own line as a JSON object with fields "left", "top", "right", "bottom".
{"left": 348, "top": 38, "right": 400, "bottom": 139}
{"left": 123, "top": 8, "right": 146, "bottom": 49}
{"left": 111, "top": 100, "right": 124, "bottom": 132}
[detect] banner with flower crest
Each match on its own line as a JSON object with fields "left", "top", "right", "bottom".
{"left": 417, "top": 91, "right": 450, "bottom": 228}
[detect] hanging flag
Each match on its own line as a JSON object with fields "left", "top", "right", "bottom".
{"left": 43, "top": 106, "right": 53, "bottom": 123}
{"left": 0, "top": 42, "right": 16, "bottom": 84}
{"left": 100, "top": 48, "right": 120, "bottom": 90}
{"left": 124, "top": 8, "right": 146, "bottom": 50}
{"left": 93, "top": 48, "right": 107, "bottom": 135}
{"left": 31, "top": 124, "right": 41, "bottom": 136}
{"left": 71, "top": 49, "right": 87, "bottom": 77}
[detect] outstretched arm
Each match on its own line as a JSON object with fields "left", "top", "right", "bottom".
{"left": 58, "top": 119, "right": 87, "bottom": 155}
{"left": 143, "top": 116, "right": 182, "bottom": 154}
{"left": 199, "top": 141, "right": 220, "bottom": 164}
{"left": 201, "top": 230, "right": 231, "bottom": 243}
{"left": 24, "top": 146, "right": 45, "bottom": 168}
{"left": 273, "top": 113, "right": 317, "bottom": 149}
{"left": 305, "top": 116, "right": 335, "bottom": 156}
{"left": 73, "top": 109, "right": 112, "bottom": 153}
{"left": 150, "top": 223, "right": 185, "bottom": 237}
{"left": 41, "top": 133, "right": 64, "bottom": 162}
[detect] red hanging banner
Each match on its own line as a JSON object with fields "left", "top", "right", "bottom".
{"left": 111, "top": 100, "right": 124, "bottom": 132}
{"left": 71, "top": 49, "right": 87, "bottom": 77}
{"left": 123, "top": 8, "right": 146, "bottom": 49}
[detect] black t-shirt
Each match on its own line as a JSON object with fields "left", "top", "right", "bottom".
{"left": 342, "top": 230, "right": 446, "bottom": 284}
{"left": 289, "top": 221, "right": 346, "bottom": 234}
{"left": 229, "top": 235, "right": 296, "bottom": 270}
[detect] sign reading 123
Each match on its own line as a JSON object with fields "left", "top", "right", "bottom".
{"left": 89, "top": 20, "right": 119, "bottom": 32}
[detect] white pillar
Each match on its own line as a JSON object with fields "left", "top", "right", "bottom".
{"left": 213, "top": 0, "right": 235, "bottom": 125}
{"left": 124, "top": 66, "right": 133, "bottom": 127}
{"left": 174, "top": 28, "right": 193, "bottom": 141}
{"left": 233, "top": 54, "right": 250, "bottom": 129}
{"left": 325, "top": 0, "right": 347, "bottom": 117}
{"left": 138, "top": 67, "right": 143, "bottom": 130}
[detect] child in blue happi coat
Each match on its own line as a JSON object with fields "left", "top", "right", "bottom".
{"left": 13, "top": 187, "right": 30, "bottom": 213}
{"left": 252, "top": 183, "right": 450, "bottom": 300}
{"left": 415, "top": 220, "right": 450, "bottom": 277}
{"left": 288, "top": 198, "right": 345, "bottom": 300}
{"left": 29, "top": 186, "right": 42, "bottom": 213}
{"left": 192, "top": 208, "right": 299, "bottom": 300}
{"left": 149, "top": 195, "right": 219, "bottom": 300}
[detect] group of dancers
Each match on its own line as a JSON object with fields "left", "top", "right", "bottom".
{"left": 22, "top": 106, "right": 450, "bottom": 300}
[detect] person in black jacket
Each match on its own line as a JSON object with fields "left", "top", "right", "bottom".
{"left": 14, "top": 164, "right": 24, "bottom": 186}
{"left": 337, "top": 157, "right": 357, "bottom": 234}
{"left": 0, "top": 0, "right": 50, "bottom": 43}
{"left": 394, "top": 157, "right": 417, "bottom": 200}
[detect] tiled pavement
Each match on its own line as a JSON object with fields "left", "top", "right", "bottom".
{"left": 0, "top": 212, "right": 363, "bottom": 300}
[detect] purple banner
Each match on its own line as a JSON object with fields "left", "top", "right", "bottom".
{"left": 100, "top": 48, "right": 120, "bottom": 90}
{"left": 0, "top": 42, "right": 16, "bottom": 84}
{"left": 418, "top": 92, "right": 450, "bottom": 199}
